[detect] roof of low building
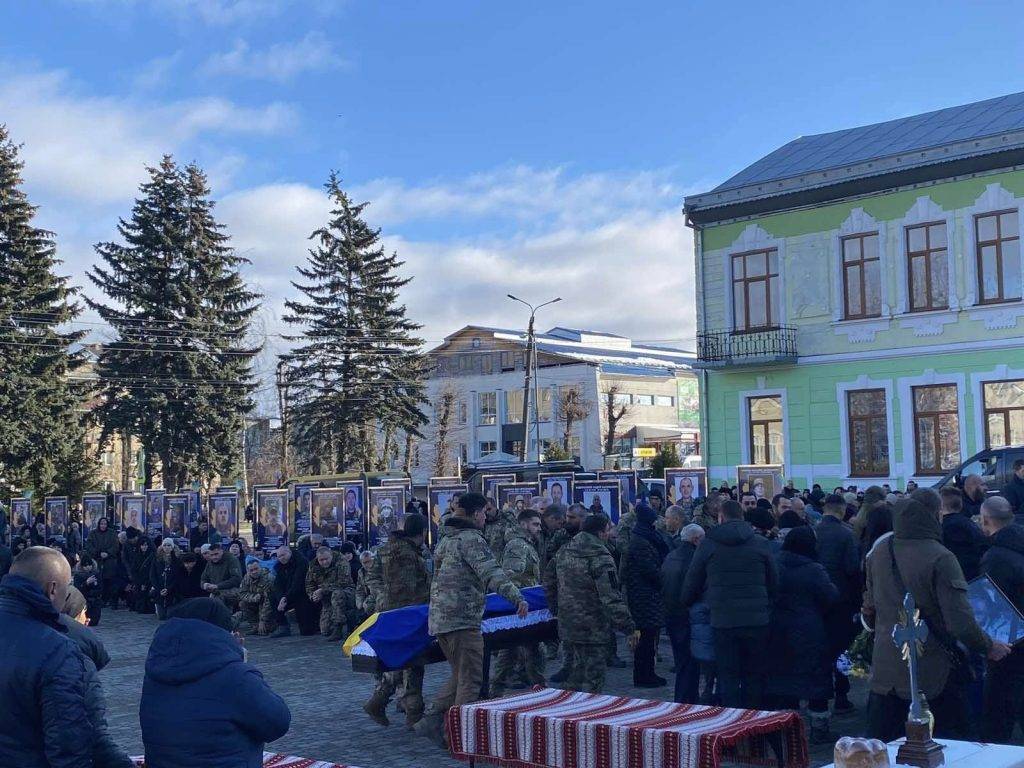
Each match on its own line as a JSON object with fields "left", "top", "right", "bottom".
{"left": 685, "top": 91, "right": 1024, "bottom": 224}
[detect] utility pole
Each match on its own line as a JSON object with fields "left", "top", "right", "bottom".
{"left": 276, "top": 360, "right": 290, "bottom": 481}
{"left": 507, "top": 294, "right": 561, "bottom": 464}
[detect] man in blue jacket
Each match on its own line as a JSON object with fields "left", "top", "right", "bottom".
{"left": 141, "top": 597, "right": 291, "bottom": 768}
{"left": 0, "top": 546, "right": 93, "bottom": 768}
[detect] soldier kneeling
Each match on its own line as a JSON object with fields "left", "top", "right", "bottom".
{"left": 233, "top": 558, "right": 276, "bottom": 635}
{"left": 306, "top": 546, "right": 355, "bottom": 642}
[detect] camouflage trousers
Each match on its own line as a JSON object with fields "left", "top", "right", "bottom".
{"left": 233, "top": 599, "right": 274, "bottom": 635}
{"left": 214, "top": 589, "right": 240, "bottom": 613}
{"left": 565, "top": 642, "right": 607, "bottom": 694}
{"left": 492, "top": 644, "right": 545, "bottom": 691}
{"left": 373, "top": 665, "right": 425, "bottom": 720}
{"left": 317, "top": 589, "right": 348, "bottom": 636}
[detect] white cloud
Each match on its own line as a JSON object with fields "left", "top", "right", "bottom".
{"left": 203, "top": 32, "right": 347, "bottom": 82}
{"left": 0, "top": 67, "right": 297, "bottom": 205}
{"left": 68, "top": 0, "right": 297, "bottom": 26}
{"left": 132, "top": 52, "right": 182, "bottom": 90}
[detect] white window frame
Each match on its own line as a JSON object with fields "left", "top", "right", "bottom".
{"left": 897, "top": 369, "right": 968, "bottom": 483}
{"left": 738, "top": 387, "right": 790, "bottom": 469}
{"left": 723, "top": 224, "right": 787, "bottom": 333}
{"left": 836, "top": 375, "right": 898, "bottom": 482}
{"left": 970, "top": 363, "right": 1024, "bottom": 451}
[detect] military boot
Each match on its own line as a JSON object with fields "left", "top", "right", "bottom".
{"left": 326, "top": 626, "right": 345, "bottom": 642}
{"left": 362, "top": 691, "right": 390, "bottom": 727}
{"left": 412, "top": 711, "right": 447, "bottom": 747}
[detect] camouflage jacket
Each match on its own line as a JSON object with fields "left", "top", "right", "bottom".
{"left": 501, "top": 529, "right": 540, "bottom": 588}
{"left": 355, "top": 569, "right": 373, "bottom": 612}
{"left": 543, "top": 530, "right": 634, "bottom": 643}
{"left": 365, "top": 532, "right": 431, "bottom": 612}
{"left": 305, "top": 552, "right": 355, "bottom": 600}
{"left": 238, "top": 569, "right": 274, "bottom": 624}
{"left": 428, "top": 516, "right": 523, "bottom": 636}
{"left": 484, "top": 508, "right": 517, "bottom": 560}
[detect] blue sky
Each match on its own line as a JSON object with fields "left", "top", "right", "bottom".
{"left": 5, "top": 0, "right": 1024, "bottom": 376}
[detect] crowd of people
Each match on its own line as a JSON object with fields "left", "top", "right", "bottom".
{"left": 3, "top": 458, "right": 1024, "bottom": 765}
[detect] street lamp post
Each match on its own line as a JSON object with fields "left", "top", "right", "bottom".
{"left": 507, "top": 295, "right": 561, "bottom": 464}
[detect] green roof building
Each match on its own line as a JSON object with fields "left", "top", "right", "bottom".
{"left": 684, "top": 92, "right": 1024, "bottom": 490}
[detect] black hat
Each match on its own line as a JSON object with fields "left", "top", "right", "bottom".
{"left": 168, "top": 597, "right": 233, "bottom": 632}
{"left": 824, "top": 493, "right": 846, "bottom": 506}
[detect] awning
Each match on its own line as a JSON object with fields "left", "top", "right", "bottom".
{"left": 624, "top": 425, "right": 686, "bottom": 442}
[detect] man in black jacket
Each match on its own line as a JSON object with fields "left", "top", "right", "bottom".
{"left": 961, "top": 474, "right": 988, "bottom": 519}
{"left": 816, "top": 494, "right": 861, "bottom": 712}
{"left": 940, "top": 487, "right": 986, "bottom": 581}
{"left": 270, "top": 545, "right": 316, "bottom": 637}
{"left": 1004, "top": 459, "right": 1024, "bottom": 517}
{"left": 980, "top": 496, "right": 1024, "bottom": 741}
{"left": 661, "top": 523, "right": 704, "bottom": 703}
{"left": 681, "top": 500, "right": 777, "bottom": 709}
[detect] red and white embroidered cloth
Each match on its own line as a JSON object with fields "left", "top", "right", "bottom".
{"left": 133, "top": 753, "right": 360, "bottom": 768}
{"left": 446, "top": 687, "right": 808, "bottom": 768}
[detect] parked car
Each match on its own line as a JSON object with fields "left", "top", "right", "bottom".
{"left": 932, "top": 445, "right": 1024, "bottom": 494}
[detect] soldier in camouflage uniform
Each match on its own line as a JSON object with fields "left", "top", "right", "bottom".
{"left": 544, "top": 503, "right": 586, "bottom": 676}
{"left": 544, "top": 512, "right": 636, "bottom": 693}
{"left": 492, "top": 509, "right": 545, "bottom": 694}
{"left": 483, "top": 498, "right": 517, "bottom": 560}
{"left": 355, "top": 550, "right": 374, "bottom": 615}
{"left": 233, "top": 559, "right": 275, "bottom": 635}
{"left": 413, "top": 493, "right": 528, "bottom": 747}
{"left": 362, "top": 513, "right": 432, "bottom": 728}
{"left": 691, "top": 491, "right": 721, "bottom": 533}
{"left": 305, "top": 546, "right": 354, "bottom": 641}
{"left": 536, "top": 504, "right": 565, "bottom": 575}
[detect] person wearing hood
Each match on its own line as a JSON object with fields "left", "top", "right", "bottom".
{"left": 167, "top": 551, "right": 206, "bottom": 606}
{"left": 662, "top": 523, "right": 705, "bottom": 703}
{"left": 979, "top": 496, "right": 1024, "bottom": 741}
{"left": 544, "top": 512, "right": 635, "bottom": 694}
{"left": 0, "top": 546, "right": 93, "bottom": 768}
{"left": 745, "top": 502, "right": 781, "bottom": 556}
{"left": 128, "top": 536, "right": 156, "bottom": 614}
{"left": 189, "top": 518, "right": 210, "bottom": 554}
{"left": 766, "top": 527, "right": 839, "bottom": 743}
{"left": 862, "top": 489, "right": 1009, "bottom": 742}
{"left": 624, "top": 502, "right": 669, "bottom": 687}
{"left": 84, "top": 517, "right": 119, "bottom": 606}
{"left": 59, "top": 587, "right": 132, "bottom": 768}
{"left": 681, "top": 499, "right": 777, "bottom": 709}
{"left": 940, "top": 486, "right": 986, "bottom": 581}
{"left": 140, "top": 597, "right": 291, "bottom": 768}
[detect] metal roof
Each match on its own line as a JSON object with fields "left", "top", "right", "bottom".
{"left": 685, "top": 91, "right": 1024, "bottom": 220}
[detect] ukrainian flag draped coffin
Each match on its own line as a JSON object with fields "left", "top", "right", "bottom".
{"left": 347, "top": 586, "right": 548, "bottom": 669}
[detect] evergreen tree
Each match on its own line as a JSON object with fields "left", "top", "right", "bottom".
{"left": 0, "top": 125, "right": 96, "bottom": 499}
{"left": 283, "top": 173, "right": 427, "bottom": 474}
{"left": 87, "top": 156, "right": 260, "bottom": 491}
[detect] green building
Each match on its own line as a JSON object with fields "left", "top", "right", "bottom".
{"left": 684, "top": 93, "right": 1024, "bottom": 490}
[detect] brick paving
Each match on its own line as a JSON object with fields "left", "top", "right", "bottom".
{"left": 97, "top": 608, "right": 871, "bottom": 767}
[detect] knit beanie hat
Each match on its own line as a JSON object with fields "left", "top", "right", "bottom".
{"left": 745, "top": 506, "right": 775, "bottom": 532}
{"left": 167, "top": 597, "right": 233, "bottom": 632}
{"left": 782, "top": 525, "right": 818, "bottom": 560}
{"left": 777, "top": 510, "right": 806, "bottom": 530}
{"left": 635, "top": 502, "right": 657, "bottom": 527}
{"left": 62, "top": 586, "right": 87, "bottom": 619}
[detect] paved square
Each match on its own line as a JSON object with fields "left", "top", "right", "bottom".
{"left": 96, "top": 609, "right": 869, "bottom": 767}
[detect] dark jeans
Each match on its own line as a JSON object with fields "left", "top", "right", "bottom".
{"left": 714, "top": 625, "right": 769, "bottom": 709}
{"left": 867, "top": 680, "right": 970, "bottom": 743}
{"left": 665, "top": 615, "right": 699, "bottom": 703}
{"left": 982, "top": 658, "right": 1024, "bottom": 743}
{"left": 633, "top": 626, "right": 660, "bottom": 683}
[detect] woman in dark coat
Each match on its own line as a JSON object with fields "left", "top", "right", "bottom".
{"left": 766, "top": 526, "right": 839, "bottom": 743}
{"left": 150, "top": 539, "right": 178, "bottom": 619}
{"left": 625, "top": 503, "right": 669, "bottom": 687}
{"left": 85, "top": 517, "right": 120, "bottom": 606}
{"left": 141, "top": 598, "right": 291, "bottom": 768}
{"left": 130, "top": 537, "right": 156, "bottom": 614}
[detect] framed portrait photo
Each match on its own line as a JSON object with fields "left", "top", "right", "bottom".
{"left": 736, "top": 465, "right": 784, "bottom": 502}
{"left": 481, "top": 473, "right": 516, "bottom": 503}
{"left": 496, "top": 482, "right": 539, "bottom": 514}
{"left": 145, "top": 489, "right": 166, "bottom": 538}
{"left": 208, "top": 492, "right": 239, "bottom": 541}
{"left": 81, "top": 494, "right": 107, "bottom": 535}
{"left": 163, "top": 493, "right": 190, "bottom": 542}
{"left": 427, "top": 484, "right": 468, "bottom": 546}
{"left": 573, "top": 480, "right": 622, "bottom": 523}
{"left": 44, "top": 496, "right": 69, "bottom": 533}
{"left": 369, "top": 485, "right": 408, "bottom": 546}
{"left": 292, "top": 482, "right": 320, "bottom": 537}
{"left": 10, "top": 497, "right": 32, "bottom": 530}
{"left": 665, "top": 468, "right": 708, "bottom": 510}
{"left": 597, "top": 469, "right": 638, "bottom": 505}
{"left": 380, "top": 477, "right": 412, "bottom": 490}
{"left": 121, "top": 494, "right": 147, "bottom": 533}
{"left": 309, "top": 487, "right": 345, "bottom": 544}
{"left": 255, "top": 488, "right": 290, "bottom": 550}
{"left": 336, "top": 481, "right": 367, "bottom": 547}
{"left": 538, "top": 473, "right": 573, "bottom": 507}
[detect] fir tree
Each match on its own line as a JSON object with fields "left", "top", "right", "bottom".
{"left": 283, "top": 173, "right": 427, "bottom": 474}
{"left": 0, "top": 125, "right": 96, "bottom": 499}
{"left": 87, "top": 156, "right": 260, "bottom": 491}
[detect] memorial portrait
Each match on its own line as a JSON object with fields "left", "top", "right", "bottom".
{"left": 369, "top": 486, "right": 407, "bottom": 546}
{"left": 123, "top": 496, "right": 146, "bottom": 532}
{"left": 255, "top": 488, "right": 289, "bottom": 549}
{"left": 539, "top": 473, "right": 573, "bottom": 507}
{"left": 82, "top": 495, "right": 107, "bottom": 533}
{"left": 574, "top": 481, "right": 623, "bottom": 523}
{"left": 209, "top": 494, "right": 238, "bottom": 539}
{"left": 310, "top": 488, "right": 344, "bottom": 540}
{"left": 665, "top": 468, "right": 708, "bottom": 509}
{"left": 11, "top": 498, "right": 32, "bottom": 529}
{"left": 737, "top": 465, "right": 784, "bottom": 500}
{"left": 482, "top": 474, "right": 516, "bottom": 503}
{"left": 497, "top": 482, "right": 539, "bottom": 513}
{"left": 163, "top": 494, "right": 189, "bottom": 539}
{"left": 597, "top": 470, "right": 638, "bottom": 504}
{"left": 44, "top": 497, "right": 68, "bottom": 533}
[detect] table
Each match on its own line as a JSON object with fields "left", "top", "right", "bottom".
{"left": 446, "top": 687, "right": 809, "bottom": 768}
{"left": 132, "top": 752, "right": 362, "bottom": 767}
{"left": 822, "top": 738, "right": 1024, "bottom": 767}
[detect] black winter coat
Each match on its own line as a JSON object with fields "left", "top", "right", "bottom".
{"left": 167, "top": 562, "right": 205, "bottom": 605}
{"left": 661, "top": 541, "right": 697, "bottom": 620}
{"left": 1004, "top": 476, "right": 1024, "bottom": 515}
{"left": 274, "top": 554, "right": 311, "bottom": 609}
{"left": 625, "top": 535, "right": 664, "bottom": 629}
{"left": 680, "top": 520, "right": 777, "bottom": 629}
{"left": 981, "top": 523, "right": 1024, "bottom": 672}
{"left": 767, "top": 551, "right": 839, "bottom": 701}
{"left": 942, "top": 513, "right": 987, "bottom": 581}
{"left": 815, "top": 515, "right": 861, "bottom": 605}
{"left": 0, "top": 575, "right": 92, "bottom": 768}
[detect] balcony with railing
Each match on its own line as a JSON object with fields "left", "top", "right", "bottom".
{"left": 695, "top": 326, "right": 798, "bottom": 368}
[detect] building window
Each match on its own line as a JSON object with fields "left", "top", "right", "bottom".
{"left": 976, "top": 211, "right": 1021, "bottom": 305}
{"left": 500, "top": 351, "right": 514, "bottom": 371}
{"left": 536, "top": 389, "right": 552, "bottom": 422}
{"left": 748, "top": 395, "right": 783, "bottom": 465}
{"left": 906, "top": 222, "right": 948, "bottom": 312}
{"left": 732, "top": 249, "right": 779, "bottom": 332}
{"left": 479, "top": 441, "right": 497, "bottom": 456}
{"left": 912, "top": 384, "right": 960, "bottom": 475}
{"left": 478, "top": 392, "right": 497, "bottom": 425}
{"left": 654, "top": 395, "right": 675, "bottom": 407}
{"left": 847, "top": 389, "right": 889, "bottom": 477}
{"left": 481, "top": 354, "right": 493, "bottom": 374}
{"left": 613, "top": 392, "right": 632, "bottom": 406}
{"left": 635, "top": 394, "right": 654, "bottom": 406}
{"left": 457, "top": 400, "right": 468, "bottom": 425}
{"left": 513, "top": 352, "right": 524, "bottom": 370}
{"left": 983, "top": 379, "right": 1024, "bottom": 448}
{"left": 459, "top": 444, "right": 468, "bottom": 465}
{"left": 842, "top": 233, "right": 882, "bottom": 319}
{"left": 503, "top": 440, "right": 522, "bottom": 456}
{"left": 504, "top": 390, "right": 524, "bottom": 423}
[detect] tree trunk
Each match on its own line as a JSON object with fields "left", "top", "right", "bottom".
{"left": 380, "top": 422, "right": 395, "bottom": 472}
{"left": 403, "top": 431, "right": 414, "bottom": 475}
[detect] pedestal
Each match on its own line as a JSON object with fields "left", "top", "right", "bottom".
{"left": 894, "top": 721, "right": 945, "bottom": 768}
